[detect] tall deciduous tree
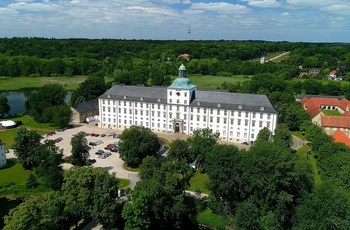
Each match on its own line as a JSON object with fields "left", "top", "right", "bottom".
{"left": 62, "top": 167, "right": 119, "bottom": 227}
{"left": 70, "top": 131, "right": 90, "bottom": 166}
{"left": 0, "top": 95, "right": 10, "bottom": 117}
{"left": 168, "top": 139, "right": 192, "bottom": 163}
{"left": 25, "top": 84, "right": 66, "bottom": 122}
{"left": 34, "top": 139, "right": 64, "bottom": 190}
{"left": 294, "top": 183, "right": 350, "bottom": 230}
{"left": 118, "top": 126, "right": 160, "bottom": 167}
{"left": 273, "top": 123, "right": 293, "bottom": 148}
{"left": 70, "top": 76, "right": 106, "bottom": 106}
{"left": 187, "top": 128, "right": 219, "bottom": 168}
{"left": 13, "top": 128, "right": 41, "bottom": 170}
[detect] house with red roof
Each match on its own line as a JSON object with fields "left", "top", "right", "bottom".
{"left": 179, "top": 53, "right": 190, "bottom": 60}
{"left": 329, "top": 70, "right": 337, "bottom": 78}
{"left": 332, "top": 129, "right": 350, "bottom": 147}
{"left": 299, "top": 95, "right": 350, "bottom": 137}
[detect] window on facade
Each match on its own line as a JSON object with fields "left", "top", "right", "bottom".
{"left": 113, "top": 118, "right": 116, "bottom": 123}
{"left": 184, "top": 126, "right": 187, "bottom": 131}
{"left": 197, "top": 108, "right": 200, "bottom": 113}
{"left": 224, "top": 118, "right": 227, "bottom": 124}
{"left": 170, "top": 106, "right": 172, "bottom": 111}
{"left": 103, "top": 100, "right": 105, "bottom": 104}
{"left": 152, "top": 111, "right": 154, "bottom": 116}
{"left": 217, "top": 109, "right": 220, "bottom": 115}
{"left": 245, "top": 120, "right": 248, "bottom": 126}
{"left": 118, "top": 101, "right": 121, "bottom": 106}
{"left": 185, "top": 92, "right": 187, "bottom": 97}
{"left": 260, "top": 113, "right": 263, "bottom": 119}
{"left": 259, "top": 121, "right": 263, "bottom": 127}
{"left": 135, "top": 110, "right": 138, "bottom": 115}
{"left": 163, "top": 112, "right": 166, "bottom": 118}
{"left": 230, "top": 131, "right": 233, "bottom": 136}
{"left": 245, "top": 112, "right": 249, "bottom": 118}
{"left": 113, "top": 108, "right": 116, "bottom": 113}
{"left": 164, "top": 105, "right": 166, "bottom": 110}
{"left": 267, "top": 122, "right": 271, "bottom": 128}
{"left": 108, "top": 118, "right": 111, "bottom": 122}
{"left": 135, "top": 102, "right": 137, "bottom": 107}
{"left": 169, "top": 113, "right": 172, "bottom": 118}
{"left": 252, "top": 121, "right": 255, "bottom": 127}
{"left": 141, "top": 111, "right": 143, "bottom": 116}
{"left": 217, "top": 117, "right": 220, "bottom": 123}
{"left": 184, "top": 100, "right": 187, "bottom": 104}
{"left": 244, "top": 133, "right": 247, "bottom": 138}
{"left": 170, "top": 99, "right": 172, "bottom": 103}
{"left": 190, "top": 115, "right": 193, "bottom": 121}
{"left": 119, "top": 119, "right": 121, "bottom": 123}
{"left": 124, "top": 102, "right": 126, "bottom": 106}
{"left": 184, "top": 114, "right": 187, "bottom": 120}
{"left": 157, "top": 123, "right": 160, "bottom": 128}
{"left": 152, "top": 123, "right": 154, "bottom": 127}
{"left": 176, "top": 113, "right": 180, "bottom": 119}
{"left": 204, "top": 116, "right": 207, "bottom": 122}
{"left": 158, "top": 104, "right": 160, "bottom": 110}
{"left": 231, "top": 110, "right": 234, "bottom": 116}
{"left": 124, "top": 108, "right": 127, "bottom": 113}
{"left": 190, "top": 127, "right": 193, "bottom": 131}
{"left": 224, "top": 110, "right": 227, "bottom": 116}
{"left": 251, "top": 133, "right": 255, "bottom": 139}
{"left": 210, "top": 116, "right": 213, "bottom": 123}
{"left": 190, "top": 107, "right": 193, "bottom": 113}
{"left": 197, "top": 115, "right": 200, "bottom": 121}
{"left": 129, "top": 102, "right": 132, "bottom": 106}
{"left": 146, "top": 111, "right": 149, "bottom": 116}
{"left": 130, "top": 120, "right": 132, "bottom": 125}
{"left": 237, "top": 132, "right": 240, "bottom": 138}
{"left": 268, "top": 114, "right": 271, "bottom": 120}
{"left": 107, "top": 107, "right": 110, "bottom": 112}
{"left": 238, "top": 119, "right": 241, "bottom": 125}
{"left": 140, "top": 103, "right": 143, "bottom": 108}
{"left": 210, "top": 109, "right": 213, "bottom": 114}
{"left": 152, "top": 104, "right": 154, "bottom": 109}
{"left": 158, "top": 112, "right": 160, "bottom": 117}
{"left": 177, "top": 99, "right": 180, "bottom": 103}
{"left": 103, "top": 107, "right": 105, "bottom": 112}
{"left": 238, "top": 111, "right": 241, "bottom": 117}
{"left": 204, "top": 108, "right": 207, "bottom": 113}
{"left": 129, "top": 109, "right": 132, "bottom": 114}
{"left": 170, "top": 91, "right": 172, "bottom": 96}
{"left": 177, "top": 106, "right": 180, "bottom": 111}
{"left": 230, "top": 119, "right": 234, "bottom": 125}
{"left": 107, "top": 100, "right": 110, "bottom": 105}
{"left": 146, "top": 103, "right": 149, "bottom": 108}
{"left": 124, "top": 120, "right": 127, "bottom": 124}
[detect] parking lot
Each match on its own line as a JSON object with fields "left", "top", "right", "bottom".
{"left": 42, "top": 124, "right": 140, "bottom": 188}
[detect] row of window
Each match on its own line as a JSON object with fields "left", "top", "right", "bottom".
{"left": 102, "top": 105, "right": 272, "bottom": 120}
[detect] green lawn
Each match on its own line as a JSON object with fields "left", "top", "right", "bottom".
{"left": 0, "top": 115, "right": 58, "bottom": 147}
{"left": 0, "top": 160, "right": 50, "bottom": 197}
{"left": 296, "top": 145, "right": 321, "bottom": 185}
{"left": 321, "top": 110, "right": 342, "bottom": 116}
{"left": 118, "top": 178, "right": 131, "bottom": 188}
{"left": 188, "top": 170, "right": 210, "bottom": 195}
{"left": 171, "top": 74, "right": 252, "bottom": 90}
{"left": 197, "top": 208, "right": 234, "bottom": 229}
{"left": 0, "top": 76, "right": 89, "bottom": 91}
{"left": 122, "top": 163, "right": 140, "bottom": 172}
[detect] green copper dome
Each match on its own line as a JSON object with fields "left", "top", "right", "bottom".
{"left": 169, "top": 77, "right": 196, "bottom": 89}
{"left": 179, "top": 64, "right": 186, "bottom": 71}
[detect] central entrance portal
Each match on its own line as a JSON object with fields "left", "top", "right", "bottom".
{"left": 175, "top": 123, "right": 180, "bottom": 133}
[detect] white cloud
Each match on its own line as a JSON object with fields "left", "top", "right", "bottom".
{"left": 190, "top": 2, "right": 250, "bottom": 14}
{"left": 8, "top": 2, "right": 58, "bottom": 12}
{"left": 241, "top": 0, "right": 282, "bottom": 8}
{"left": 321, "top": 4, "right": 350, "bottom": 15}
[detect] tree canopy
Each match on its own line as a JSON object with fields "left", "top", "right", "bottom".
{"left": 70, "top": 131, "right": 90, "bottom": 166}
{"left": 0, "top": 95, "right": 10, "bottom": 117}
{"left": 118, "top": 126, "right": 160, "bottom": 167}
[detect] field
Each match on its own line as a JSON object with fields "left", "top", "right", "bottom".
{"left": 188, "top": 170, "right": 210, "bottom": 195}
{"left": 197, "top": 208, "right": 234, "bottom": 229}
{"left": 0, "top": 75, "right": 89, "bottom": 91}
{"left": 172, "top": 74, "right": 252, "bottom": 90}
{"left": 296, "top": 145, "right": 321, "bottom": 185}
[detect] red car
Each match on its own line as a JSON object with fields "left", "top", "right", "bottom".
{"left": 90, "top": 133, "right": 95, "bottom": 136}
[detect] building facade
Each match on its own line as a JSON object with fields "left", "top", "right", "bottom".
{"left": 98, "top": 64, "right": 277, "bottom": 144}
{"left": 0, "top": 140, "right": 7, "bottom": 168}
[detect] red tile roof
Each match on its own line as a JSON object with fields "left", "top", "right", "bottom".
{"left": 342, "top": 112, "right": 350, "bottom": 117}
{"left": 300, "top": 97, "right": 350, "bottom": 112}
{"left": 306, "top": 105, "right": 321, "bottom": 118}
{"left": 332, "top": 129, "right": 350, "bottom": 147}
{"left": 322, "top": 116, "right": 350, "bottom": 129}
{"left": 330, "top": 70, "right": 337, "bottom": 75}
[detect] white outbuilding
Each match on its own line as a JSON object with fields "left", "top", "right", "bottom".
{"left": 0, "top": 120, "right": 16, "bottom": 129}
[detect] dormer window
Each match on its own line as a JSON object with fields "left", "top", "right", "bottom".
{"left": 123, "top": 96, "right": 127, "bottom": 99}
{"left": 260, "top": 107, "right": 264, "bottom": 111}
{"left": 107, "top": 94, "right": 111, "bottom": 98}
{"left": 157, "top": 98, "right": 161, "bottom": 102}
{"left": 238, "top": 105, "right": 242, "bottom": 109}
{"left": 217, "top": 104, "right": 221, "bottom": 108}
{"left": 197, "top": 102, "right": 200, "bottom": 106}
{"left": 140, "top": 97, "right": 144, "bottom": 101}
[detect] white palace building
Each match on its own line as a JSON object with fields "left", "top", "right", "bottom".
{"left": 98, "top": 64, "right": 277, "bottom": 144}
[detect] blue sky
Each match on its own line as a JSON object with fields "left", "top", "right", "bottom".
{"left": 0, "top": 0, "right": 350, "bottom": 42}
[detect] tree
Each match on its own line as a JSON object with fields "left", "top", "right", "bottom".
{"left": 294, "top": 183, "right": 350, "bottom": 230}
{"left": 13, "top": 128, "right": 41, "bottom": 170}
{"left": 43, "top": 105, "right": 71, "bottom": 128}
{"left": 25, "top": 84, "right": 66, "bottom": 122}
{"left": 34, "top": 139, "right": 64, "bottom": 190}
{"left": 62, "top": 167, "right": 120, "bottom": 227}
{"left": 0, "top": 95, "right": 10, "bottom": 117}
{"left": 255, "top": 127, "right": 272, "bottom": 144}
{"left": 70, "top": 76, "right": 106, "bottom": 106}
{"left": 235, "top": 199, "right": 262, "bottom": 230}
{"left": 168, "top": 139, "right": 192, "bottom": 163}
{"left": 26, "top": 173, "right": 38, "bottom": 189}
{"left": 118, "top": 126, "right": 160, "bottom": 167}
{"left": 205, "top": 144, "right": 243, "bottom": 216}
{"left": 70, "top": 131, "right": 90, "bottom": 166}
{"left": 273, "top": 123, "right": 292, "bottom": 148}
{"left": 187, "top": 128, "right": 219, "bottom": 168}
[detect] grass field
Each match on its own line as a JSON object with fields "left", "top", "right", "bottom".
{"left": 118, "top": 178, "right": 131, "bottom": 188}
{"left": 0, "top": 160, "right": 50, "bottom": 197}
{"left": 296, "top": 145, "right": 321, "bottom": 185}
{"left": 197, "top": 208, "right": 234, "bottom": 229}
{"left": 0, "top": 76, "right": 89, "bottom": 91}
{"left": 321, "top": 110, "right": 342, "bottom": 116}
{"left": 188, "top": 170, "right": 210, "bottom": 195}
{"left": 171, "top": 74, "right": 252, "bottom": 90}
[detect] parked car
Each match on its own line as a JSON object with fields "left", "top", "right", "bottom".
{"left": 87, "top": 159, "right": 97, "bottom": 164}
{"left": 89, "top": 142, "right": 97, "bottom": 146}
{"left": 95, "top": 134, "right": 100, "bottom": 137}
{"left": 90, "top": 133, "right": 95, "bottom": 136}
{"left": 101, "top": 134, "right": 106, "bottom": 137}
{"left": 95, "top": 150, "right": 105, "bottom": 155}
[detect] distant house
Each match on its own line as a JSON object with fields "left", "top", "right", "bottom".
{"left": 322, "top": 116, "right": 350, "bottom": 136}
{"left": 299, "top": 72, "right": 309, "bottom": 78}
{"left": 308, "top": 68, "right": 321, "bottom": 76}
{"left": 329, "top": 70, "right": 337, "bottom": 78}
{"left": 260, "top": 57, "right": 266, "bottom": 64}
{"left": 332, "top": 129, "right": 350, "bottom": 147}
{"left": 0, "top": 140, "right": 7, "bottom": 168}
{"left": 179, "top": 53, "right": 190, "bottom": 61}
{"left": 71, "top": 99, "right": 99, "bottom": 123}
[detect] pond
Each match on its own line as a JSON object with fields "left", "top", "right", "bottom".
{"left": 0, "top": 90, "right": 72, "bottom": 117}
{"left": 0, "top": 197, "right": 23, "bottom": 229}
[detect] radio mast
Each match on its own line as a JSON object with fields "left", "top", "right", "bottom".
{"left": 187, "top": 22, "right": 191, "bottom": 40}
